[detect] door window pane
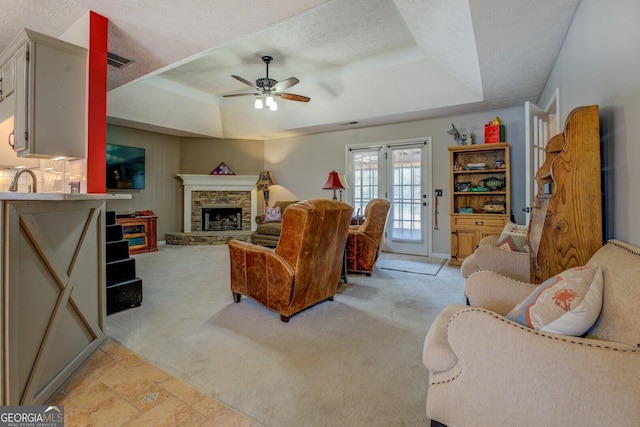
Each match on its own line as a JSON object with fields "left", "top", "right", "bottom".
{"left": 351, "top": 150, "right": 380, "bottom": 216}
{"left": 390, "top": 147, "right": 421, "bottom": 241}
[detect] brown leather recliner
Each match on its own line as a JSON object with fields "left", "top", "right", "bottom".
{"left": 228, "top": 199, "right": 353, "bottom": 322}
{"left": 346, "top": 198, "right": 391, "bottom": 275}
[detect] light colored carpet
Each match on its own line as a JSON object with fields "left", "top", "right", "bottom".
{"left": 378, "top": 252, "right": 447, "bottom": 276}
{"left": 106, "top": 245, "right": 465, "bottom": 427}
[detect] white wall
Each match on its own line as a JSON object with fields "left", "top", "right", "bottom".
{"left": 265, "top": 106, "right": 525, "bottom": 255}
{"left": 539, "top": 0, "right": 640, "bottom": 246}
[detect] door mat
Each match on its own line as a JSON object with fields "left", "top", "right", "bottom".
{"left": 378, "top": 253, "right": 447, "bottom": 276}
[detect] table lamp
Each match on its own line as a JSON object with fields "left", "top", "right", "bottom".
{"left": 322, "top": 170, "right": 346, "bottom": 200}
{"left": 256, "top": 170, "right": 276, "bottom": 209}
{"left": 338, "top": 173, "right": 349, "bottom": 201}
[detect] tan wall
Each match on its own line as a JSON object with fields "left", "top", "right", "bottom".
{"left": 179, "top": 137, "right": 263, "bottom": 175}
{"left": 265, "top": 106, "right": 525, "bottom": 257}
{"left": 104, "top": 126, "right": 265, "bottom": 241}
{"left": 105, "top": 125, "right": 182, "bottom": 240}
{"left": 105, "top": 107, "right": 522, "bottom": 256}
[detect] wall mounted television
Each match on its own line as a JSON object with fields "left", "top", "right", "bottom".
{"left": 106, "top": 143, "right": 146, "bottom": 190}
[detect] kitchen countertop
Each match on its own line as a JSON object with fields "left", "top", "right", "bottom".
{"left": 0, "top": 192, "right": 132, "bottom": 201}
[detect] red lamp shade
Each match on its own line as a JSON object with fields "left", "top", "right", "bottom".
{"left": 322, "top": 170, "right": 346, "bottom": 200}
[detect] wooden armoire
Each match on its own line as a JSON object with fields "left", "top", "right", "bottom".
{"left": 528, "top": 105, "right": 602, "bottom": 283}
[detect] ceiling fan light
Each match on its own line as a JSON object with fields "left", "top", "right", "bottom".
{"left": 254, "top": 98, "right": 264, "bottom": 109}
{"left": 269, "top": 101, "right": 278, "bottom": 111}
{"left": 265, "top": 95, "right": 275, "bottom": 107}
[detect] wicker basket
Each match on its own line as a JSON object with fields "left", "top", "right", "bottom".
{"left": 482, "top": 201, "right": 506, "bottom": 214}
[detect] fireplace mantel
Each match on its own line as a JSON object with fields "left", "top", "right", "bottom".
{"left": 176, "top": 174, "right": 258, "bottom": 233}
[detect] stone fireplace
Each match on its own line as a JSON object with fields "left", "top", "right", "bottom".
{"left": 190, "top": 190, "right": 251, "bottom": 233}
{"left": 166, "top": 174, "right": 258, "bottom": 245}
{"left": 201, "top": 206, "right": 242, "bottom": 231}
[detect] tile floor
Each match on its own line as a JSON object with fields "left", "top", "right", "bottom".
{"left": 50, "top": 339, "right": 261, "bottom": 427}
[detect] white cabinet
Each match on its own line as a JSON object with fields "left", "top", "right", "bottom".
{"left": 12, "top": 45, "right": 27, "bottom": 152}
{"left": 0, "top": 105, "right": 39, "bottom": 168}
{"left": 0, "top": 28, "right": 87, "bottom": 159}
{"left": 0, "top": 70, "right": 39, "bottom": 168}
{"left": 0, "top": 56, "right": 15, "bottom": 101}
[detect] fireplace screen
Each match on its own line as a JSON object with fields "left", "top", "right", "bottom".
{"left": 201, "top": 207, "right": 242, "bottom": 231}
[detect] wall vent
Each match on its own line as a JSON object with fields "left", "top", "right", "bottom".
{"left": 107, "top": 52, "right": 134, "bottom": 69}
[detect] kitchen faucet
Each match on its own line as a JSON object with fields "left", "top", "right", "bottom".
{"left": 8, "top": 169, "right": 38, "bottom": 193}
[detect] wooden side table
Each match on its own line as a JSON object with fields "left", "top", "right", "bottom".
{"left": 351, "top": 217, "right": 365, "bottom": 226}
{"left": 340, "top": 247, "right": 348, "bottom": 283}
{"left": 116, "top": 215, "right": 158, "bottom": 254}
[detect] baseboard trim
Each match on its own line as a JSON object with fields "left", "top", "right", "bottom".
{"left": 430, "top": 252, "right": 450, "bottom": 259}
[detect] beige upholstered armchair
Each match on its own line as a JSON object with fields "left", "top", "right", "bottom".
{"left": 460, "top": 234, "right": 530, "bottom": 282}
{"left": 423, "top": 239, "right": 640, "bottom": 426}
{"left": 228, "top": 199, "right": 353, "bottom": 322}
{"left": 345, "top": 198, "right": 391, "bottom": 275}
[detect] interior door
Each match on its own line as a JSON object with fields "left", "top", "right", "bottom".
{"left": 525, "top": 101, "right": 545, "bottom": 224}
{"left": 384, "top": 139, "right": 431, "bottom": 255}
{"left": 524, "top": 88, "right": 560, "bottom": 223}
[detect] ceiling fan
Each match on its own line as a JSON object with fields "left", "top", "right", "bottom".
{"left": 223, "top": 55, "right": 310, "bottom": 110}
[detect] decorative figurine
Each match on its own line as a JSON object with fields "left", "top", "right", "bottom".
{"left": 448, "top": 123, "right": 473, "bottom": 145}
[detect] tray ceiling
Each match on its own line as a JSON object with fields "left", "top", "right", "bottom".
{"left": 1, "top": 0, "right": 579, "bottom": 139}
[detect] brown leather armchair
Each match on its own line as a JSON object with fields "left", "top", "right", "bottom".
{"left": 345, "top": 198, "right": 391, "bottom": 275}
{"left": 228, "top": 199, "right": 353, "bottom": 322}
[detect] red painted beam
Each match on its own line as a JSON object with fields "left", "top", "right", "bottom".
{"left": 87, "top": 11, "right": 108, "bottom": 193}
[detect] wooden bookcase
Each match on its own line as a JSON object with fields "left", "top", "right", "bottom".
{"left": 116, "top": 215, "right": 158, "bottom": 254}
{"left": 449, "top": 143, "right": 510, "bottom": 265}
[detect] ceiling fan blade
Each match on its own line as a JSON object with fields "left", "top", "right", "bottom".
{"left": 223, "top": 92, "right": 260, "bottom": 97}
{"left": 231, "top": 75, "right": 259, "bottom": 90}
{"left": 278, "top": 92, "right": 311, "bottom": 102}
{"left": 271, "top": 77, "right": 299, "bottom": 92}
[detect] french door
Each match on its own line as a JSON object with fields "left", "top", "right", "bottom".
{"left": 385, "top": 141, "right": 431, "bottom": 255}
{"left": 524, "top": 88, "right": 560, "bottom": 223}
{"left": 348, "top": 138, "right": 432, "bottom": 255}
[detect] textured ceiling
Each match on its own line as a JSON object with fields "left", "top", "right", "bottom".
{"left": 158, "top": 0, "right": 417, "bottom": 97}
{"left": 1, "top": 0, "right": 579, "bottom": 140}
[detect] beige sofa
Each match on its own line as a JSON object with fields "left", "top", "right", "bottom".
{"left": 423, "top": 239, "right": 640, "bottom": 426}
{"left": 250, "top": 200, "right": 299, "bottom": 247}
{"left": 460, "top": 234, "right": 530, "bottom": 281}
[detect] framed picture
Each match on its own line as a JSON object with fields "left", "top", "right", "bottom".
{"left": 209, "top": 162, "right": 235, "bottom": 175}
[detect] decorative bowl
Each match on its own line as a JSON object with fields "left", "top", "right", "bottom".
{"left": 455, "top": 181, "right": 472, "bottom": 192}
{"left": 478, "top": 176, "right": 505, "bottom": 191}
